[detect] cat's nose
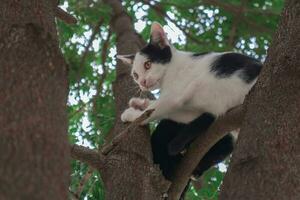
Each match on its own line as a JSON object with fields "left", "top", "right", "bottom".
{"left": 140, "top": 79, "right": 147, "bottom": 88}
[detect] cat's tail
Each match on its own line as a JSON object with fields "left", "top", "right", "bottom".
{"left": 191, "top": 133, "right": 235, "bottom": 179}
{"left": 181, "top": 133, "right": 236, "bottom": 199}
{"left": 168, "top": 113, "right": 215, "bottom": 156}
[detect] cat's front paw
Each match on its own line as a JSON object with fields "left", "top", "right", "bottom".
{"left": 129, "top": 97, "right": 150, "bottom": 111}
{"left": 121, "top": 107, "right": 143, "bottom": 122}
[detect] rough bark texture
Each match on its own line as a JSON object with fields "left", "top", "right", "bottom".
{"left": 0, "top": 1, "right": 69, "bottom": 199}
{"left": 104, "top": 0, "right": 146, "bottom": 142}
{"left": 220, "top": 0, "right": 300, "bottom": 199}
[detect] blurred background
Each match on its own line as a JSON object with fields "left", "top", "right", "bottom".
{"left": 59, "top": 0, "right": 283, "bottom": 199}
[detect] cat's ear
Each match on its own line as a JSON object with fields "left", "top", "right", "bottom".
{"left": 150, "top": 22, "right": 169, "bottom": 48}
{"left": 116, "top": 54, "right": 135, "bottom": 66}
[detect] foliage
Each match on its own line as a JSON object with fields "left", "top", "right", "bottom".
{"left": 57, "top": 0, "right": 283, "bottom": 199}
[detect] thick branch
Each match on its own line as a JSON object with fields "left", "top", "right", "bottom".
{"left": 167, "top": 105, "right": 246, "bottom": 200}
{"left": 70, "top": 144, "right": 105, "bottom": 169}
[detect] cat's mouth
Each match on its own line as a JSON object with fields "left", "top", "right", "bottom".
{"left": 141, "top": 79, "right": 160, "bottom": 91}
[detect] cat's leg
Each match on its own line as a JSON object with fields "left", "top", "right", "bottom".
{"left": 168, "top": 113, "right": 215, "bottom": 155}
{"left": 122, "top": 81, "right": 199, "bottom": 123}
{"left": 121, "top": 107, "right": 144, "bottom": 122}
{"left": 142, "top": 82, "right": 200, "bottom": 124}
{"left": 142, "top": 97, "right": 178, "bottom": 123}
{"left": 121, "top": 97, "right": 170, "bottom": 123}
{"left": 121, "top": 99, "right": 157, "bottom": 122}
{"left": 121, "top": 97, "right": 154, "bottom": 122}
{"left": 151, "top": 119, "right": 185, "bottom": 180}
{"left": 192, "top": 134, "right": 235, "bottom": 179}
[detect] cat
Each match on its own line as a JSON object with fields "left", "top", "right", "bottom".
{"left": 117, "top": 22, "right": 262, "bottom": 182}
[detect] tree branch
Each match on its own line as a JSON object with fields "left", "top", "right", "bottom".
{"left": 227, "top": 18, "right": 238, "bottom": 49}
{"left": 92, "top": 28, "right": 112, "bottom": 135}
{"left": 160, "top": 0, "right": 279, "bottom": 16}
{"left": 227, "top": 0, "right": 247, "bottom": 50}
{"left": 75, "top": 17, "right": 105, "bottom": 83}
{"left": 140, "top": 0, "right": 205, "bottom": 45}
{"left": 70, "top": 144, "right": 105, "bottom": 169}
{"left": 75, "top": 169, "right": 94, "bottom": 198}
{"left": 101, "top": 109, "right": 154, "bottom": 155}
{"left": 71, "top": 109, "right": 154, "bottom": 167}
{"left": 70, "top": 28, "right": 111, "bottom": 121}
{"left": 151, "top": 0, "right": 274, "bottom": 35}
{"left": 69, "top": 188, "right": 79, "bottom": 200}
{"left": 167, "top": 105, "right": 246, "bottom": 200}
{"left": 55, "top": 7, "right": 77, "bottom": 24}
{"left": 93, "top": 28, "right": 112, "bottom": 96}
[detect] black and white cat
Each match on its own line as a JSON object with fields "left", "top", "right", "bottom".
{"left": 117, "top": 22, "right": 262, "bottom": 180}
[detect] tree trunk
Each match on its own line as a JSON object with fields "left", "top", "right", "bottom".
{"left": 220, "top": 0, "right": 300, "bottom": 199}
{"left": 97, "top": 1, "right": 169, "bottom": 200}
{"left": 0, "top": 1, "right": 69, "bottom": 199}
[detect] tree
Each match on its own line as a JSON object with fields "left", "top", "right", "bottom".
{"left": 0, "top": 1, "right": 70, "bottom": 199}
{"left": 220, "top": 0, "right": 300, "bottom": 199}
{"left": 63, "top": 1, "right": 290, "bottom": 198}
{"left": 63, "top": 0, "right": 285, "bottom": 199}
{"left": 3, "top": 0, "right": 294, "bottom": 200}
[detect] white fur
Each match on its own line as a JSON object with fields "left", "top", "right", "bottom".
{"left": 121, "top": 48, "right": 256, "bottom": 124}
{"left": 119, "top": 24, "right": 257, "bottom": 124}
{"left": 130, "top": 52, "right": 167, "bottom": 91}
{"left": 121, "top": 107, "right": 143, "bottom": 122}
{"left": 230, "top": 129, "right": 240, "bottom": 142}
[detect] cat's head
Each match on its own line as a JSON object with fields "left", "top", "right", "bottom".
{"left": 117, "top": 22, "right": 172, "bottom": 91}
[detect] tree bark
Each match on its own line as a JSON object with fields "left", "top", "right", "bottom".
{"left": 220, "top": 0, "right": 300, "bottom": 199}
{"left": 97, "top": 1, "right": 170, "bottom": 199}
{"left": 0, "top": 1, "right": 69, "bottom": 199}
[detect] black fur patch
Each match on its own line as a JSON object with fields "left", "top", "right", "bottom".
{"left": 151, "top": 120, "right": 185, "bottom": 180}
{"left": 140, "top": 44, "right": 172, "bottom": 64}
{"left": 192, "top": 52, "right": 210, "bottom": 57}
{"left": 192, "top": 134, "right": 234, "bottom": 178}
{"left": 168, "top": 113, "right": 216, "bottom": 155}
{"left": 211, "top": 53, "right": 262, "bottom": 83}
{"left": 151, "top": 117, "right": 234, "bottom": 181}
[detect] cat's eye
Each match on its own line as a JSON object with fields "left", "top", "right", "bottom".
{"left": 144, "top": 61, "right": 151, "bottom": 70}
{"left": 133, "top": 72, "right": 139, "bottom": 80}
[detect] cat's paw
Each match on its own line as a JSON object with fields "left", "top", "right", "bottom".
{"left": 121, "top": 107, "right": 143, "bottom": 122}
{"left": 129, "top": 97, "right": 150, "bottom": 111}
